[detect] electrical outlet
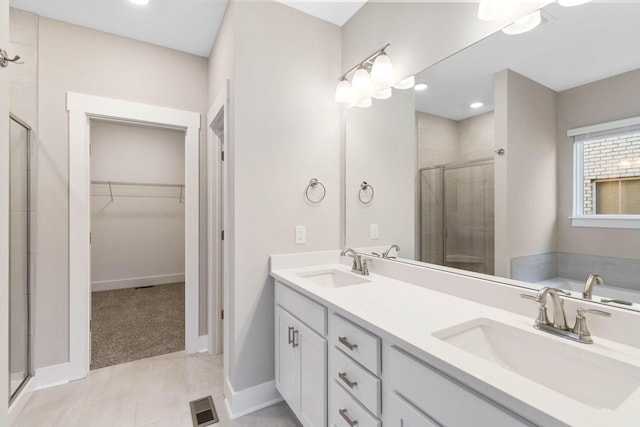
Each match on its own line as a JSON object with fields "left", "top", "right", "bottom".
{"left": 295, "top": 226, "right": 306, "bottom": 244}
{"left": 370, "top": 224, "right": 379, "bottom": 240}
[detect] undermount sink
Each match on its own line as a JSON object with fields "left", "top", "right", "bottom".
{"left": 433, "top": 318, "right": 640, "bottom": 410}
{"left": 296, "top": 269, "right": 370, "bottom": 288}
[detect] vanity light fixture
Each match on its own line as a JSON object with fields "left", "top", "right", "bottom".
{"left": 558, "top": 0, "right": 591, "bottom": 6}
{"left": 393, "top": 75, "right": 415, "bottom": 90}
{"left": 414, "top": 83, "right": 428, "bottom": 91}
{"left": 470, "top": 102, "right": 484, "bottom": 109}
{"left": 335, "top": 43, "right": 393, "bottom": 105}
{"left": 502, "top": 10, "right": 542, "bottom": 35}
{"left": 129, "top": 0, "right": 149, "bottom": 5}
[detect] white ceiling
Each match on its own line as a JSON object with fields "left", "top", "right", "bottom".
{"left": 9, "top": 0, "right": 367, "bottom": 58}
{"left": 414, "top": 2, "right": 640, "bottom": 121}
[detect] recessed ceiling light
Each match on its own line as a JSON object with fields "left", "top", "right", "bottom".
{"left": 129, "top": 0, "right": 149, "bottom": 5}
{"left": 470, "top": 102, "right": 484, "bottom": 109}
{"left": 414, "top": 83, "right": 428, "bottom": 91}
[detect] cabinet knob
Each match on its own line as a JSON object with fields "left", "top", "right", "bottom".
{"left": 338, "top": 336, "right": 358, "bottom": 351}
{"left": 339, "top": 409, "right": 359, "bottom": 426}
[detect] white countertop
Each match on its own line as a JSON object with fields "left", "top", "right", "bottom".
{"left": 270, "top": 253, "right": 640, "bottom": 427}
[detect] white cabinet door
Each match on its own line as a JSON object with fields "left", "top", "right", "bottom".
{"left": 386, "top": 391, "right": 440, "bottom": 427}
{"left": 299, "top": 321, "right": 327, "bottom": 427}
{"left": 276, "top": 306, "right": 300, "bottom": 411}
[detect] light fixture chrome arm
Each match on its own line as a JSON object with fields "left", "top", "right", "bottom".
{"left": 338, "top": 43, "right": 391, "bottom": 81}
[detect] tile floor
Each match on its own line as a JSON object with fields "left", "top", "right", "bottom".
{"left": 12, "top": 351, "right": 301, "bottom": 427}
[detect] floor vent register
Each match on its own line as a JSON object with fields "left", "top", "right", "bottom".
{"left": 190, "top": 395, "right": 219, "bottom": 426}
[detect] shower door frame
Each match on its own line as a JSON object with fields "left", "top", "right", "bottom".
{"left": 8, "top": 113, "right": 32, "bottom": 404}
{"left": 419, "top": 157, "right": 494, "bottom": 270}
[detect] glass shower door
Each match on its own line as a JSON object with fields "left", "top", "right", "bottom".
{"left": 420, "top": 167, "right": 444, "bottom": 265}
{"left": 9, "top": 114, "right": 30, "bottom": 401}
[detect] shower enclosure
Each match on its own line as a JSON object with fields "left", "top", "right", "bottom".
{"left": 8, "top": 114, "right": 31, "bottom": 403}
{"left": 420, "top": 158, "right": 494, "bottom": 275}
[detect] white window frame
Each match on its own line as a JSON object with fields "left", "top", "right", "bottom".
{"left": 569, "top": 116, "right": 640, "bottom": 229}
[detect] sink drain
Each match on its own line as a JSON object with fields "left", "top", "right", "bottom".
{"left": 189, "top": 395, "right": 219, "bottom": 426}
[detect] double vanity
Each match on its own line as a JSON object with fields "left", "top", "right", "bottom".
{"left": 270, "top": 250, "right": 640, "bottom": 427}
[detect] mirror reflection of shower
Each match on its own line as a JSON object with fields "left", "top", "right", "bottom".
{"left": 8, "top": 114, "right": 32, "bottom": 403}
{"left": 420, "top": 158, "right": 495, "bottom": 275}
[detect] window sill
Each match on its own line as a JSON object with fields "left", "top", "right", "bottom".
{"left": 570, "top": 215, "right": 640, "bottom": 229}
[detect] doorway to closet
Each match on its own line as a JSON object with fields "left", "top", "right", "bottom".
{"left": 89, "top": 120, "right": 187, "bottom": 369}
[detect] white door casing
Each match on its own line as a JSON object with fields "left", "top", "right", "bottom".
{"left": 67, "top": 92, "right": 201, "bottom": 380}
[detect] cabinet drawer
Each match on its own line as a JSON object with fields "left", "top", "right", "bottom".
{"left": 329, "top": 314, "right": 381, "bottom": 375}
{"left": 276, "top": 281, "right": 327, "bottom": 335}
{"left": 386, "top": 391, "right": 440, "bottom": 427}
{"left": 388, "top": 346, "right": 531, "bottom": 427}
{"left": 330, "top": 347, "right": 381, "bottom": 416}
{"left": 331, "top": 381, "right": 381, "bottom": 427}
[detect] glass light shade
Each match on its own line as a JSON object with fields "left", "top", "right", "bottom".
{"left": 356, "top": 98, "right": 372, "bottom": 108}
{"left": 502, "top": 10, "right": 541, "bottom": 35}
{"left": 558, "top": 0, "right": 590, "bottom": 6}
{"left": 372, "top": 88, "right": 392, "bottom": 100}
{"left": 478, "top": 0, "right": 518, "bottom": 21}
{"left": 129, "top": 0, "right": 149, "bottom": 5}
{"left": 335, "top": 79, "right": 353, "bottom": 103}
{"left": 393, "top": 75, "right": 415, "bottom": 90}
{"left": 371, "top": 54, "right": 393, "bottom": 83}
{"left": 352, "top": 68, "right": 372, "bottom": 96}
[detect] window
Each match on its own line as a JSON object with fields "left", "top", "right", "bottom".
{"left": 570, "top": 117, "right": 640, "bottom": 228}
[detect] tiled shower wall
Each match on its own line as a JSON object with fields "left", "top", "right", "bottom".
{"left": 9, "top": 8, "right": 38, "bottom": 385}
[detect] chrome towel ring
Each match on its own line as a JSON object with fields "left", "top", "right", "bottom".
{"left": 359, "top": 181, "right": 374, "bottom": 204}
{"left": 305, "top": 178, "right": 326, "bottom": 203}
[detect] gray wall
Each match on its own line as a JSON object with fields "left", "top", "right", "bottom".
{"left": 494, "top": 69, "right": 557, "bottom": 278}
{"left": 208, "top": 0, "right": 342, "bottom": 392}
{"left": 35, "top": 17, "right": 208, "bottom": 368}
{"left": 556, "top": 69, "right": 640, "bottom": 260}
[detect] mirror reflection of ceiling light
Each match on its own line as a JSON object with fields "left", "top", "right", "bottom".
{"left": 393, "top": 75, "right": 415, "bottom": 90}
{"left": 558, "top": 0, "right": 591, "bottom": 6}
{"left": 373, "top": 88, "right": 393, "bottom": 100}
{"left": 129, "top": 0, "right": 149, "bottom": 5}
{"left": 414, "top": 83, "right": 428, "bottom": 91}
{"left": 470, "top": 102, "right": 484, "bottom": 109}
{"left": 502, "top": 10, "right": 542, "bottom": 35}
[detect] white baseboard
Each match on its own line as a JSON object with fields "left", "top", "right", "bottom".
{"left": 92, "top": 273, "right": 185, "bottom": 292}
{"left": 223, "top": 379, "right": 283, "bottom": 419}
{"left": 34, "top": 362, "right": 71, "bottom": 390}
{"left": 9, "top": 377, "right": 34, "bottom": 424}
{"left": 199, "top": 335, "right": 209, "bottom": 353}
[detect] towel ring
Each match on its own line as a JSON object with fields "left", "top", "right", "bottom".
{"left": 359, "top": 181, "right": 374, "bottom": 204}
{"left": 305, "top": 178, "right": 326, "bottom": 203}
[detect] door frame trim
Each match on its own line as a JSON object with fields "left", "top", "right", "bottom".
{"left": 67, "top": 92, "right": 201, "bottom": 380}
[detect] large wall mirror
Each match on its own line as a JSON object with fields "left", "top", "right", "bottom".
{"left": 345, "top": 1, "right": 640, "bottom": 312}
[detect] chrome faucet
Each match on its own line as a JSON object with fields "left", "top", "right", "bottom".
{"left": 382, "top": 244, "right": 400, "bottom": 259}
{"left": 521, "top": 287, "right": 611, "bottom": 344}
{"left": 583, "top": 273, "right": 604, "bottom": 300}
{"left": 341, "top": 248, "right": 369, "bottom": 276}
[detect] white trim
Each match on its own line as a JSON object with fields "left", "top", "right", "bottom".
{"left": 9, "top": 377, "right": 35, "bottom": 424}
{"left": 198, "top": 334, "right": 210, "bottom": 352}
{"left": 91, "top": 273, "right": 185, "bottom": 292}
{"left": 33, "top": 362, "right": 71, "bottom": 390}
{"left": 207, "top": 80, "right": 230, "bottom": 359}
{"left": 67, "top": 92, "right": 201, "bottom": 382}
{"left": 567, "top": 115, "right": 640, "bottom": 137}
{"left": 570, "top": 216, "right": 640, "bottom": 229}
{"left": 223, "top": 379, "right": 283, "bottom": 419}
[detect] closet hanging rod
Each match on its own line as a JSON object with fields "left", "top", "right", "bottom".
{"left": 91, "top": 180, "right": 184, "bottom": 188}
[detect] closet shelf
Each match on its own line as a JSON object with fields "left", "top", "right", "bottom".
{"left": 91, "top": 180, "right": 185, "bottom": 203}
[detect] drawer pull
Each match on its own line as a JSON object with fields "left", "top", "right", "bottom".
{"left": 339, "top": 409, "right": 358, "bottom": 426}
{"left": 339, "top": 336, "right": 358, "bottom": 351}
{"left": 338, "top": 372, "right": 358, "bottom": 389}
{"left": 292, "top": 329, "right": 299, "bottom": 348}
{"left": 288, "top": 326, "right": 294, "bottom": 344}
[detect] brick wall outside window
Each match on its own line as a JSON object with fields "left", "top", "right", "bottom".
{"left": 583, "top": 131, "right": 640, "bottom": 214}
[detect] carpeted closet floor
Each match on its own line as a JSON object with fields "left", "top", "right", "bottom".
{"left": 91, "top": 282, "right": 185, "bottom": 370}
